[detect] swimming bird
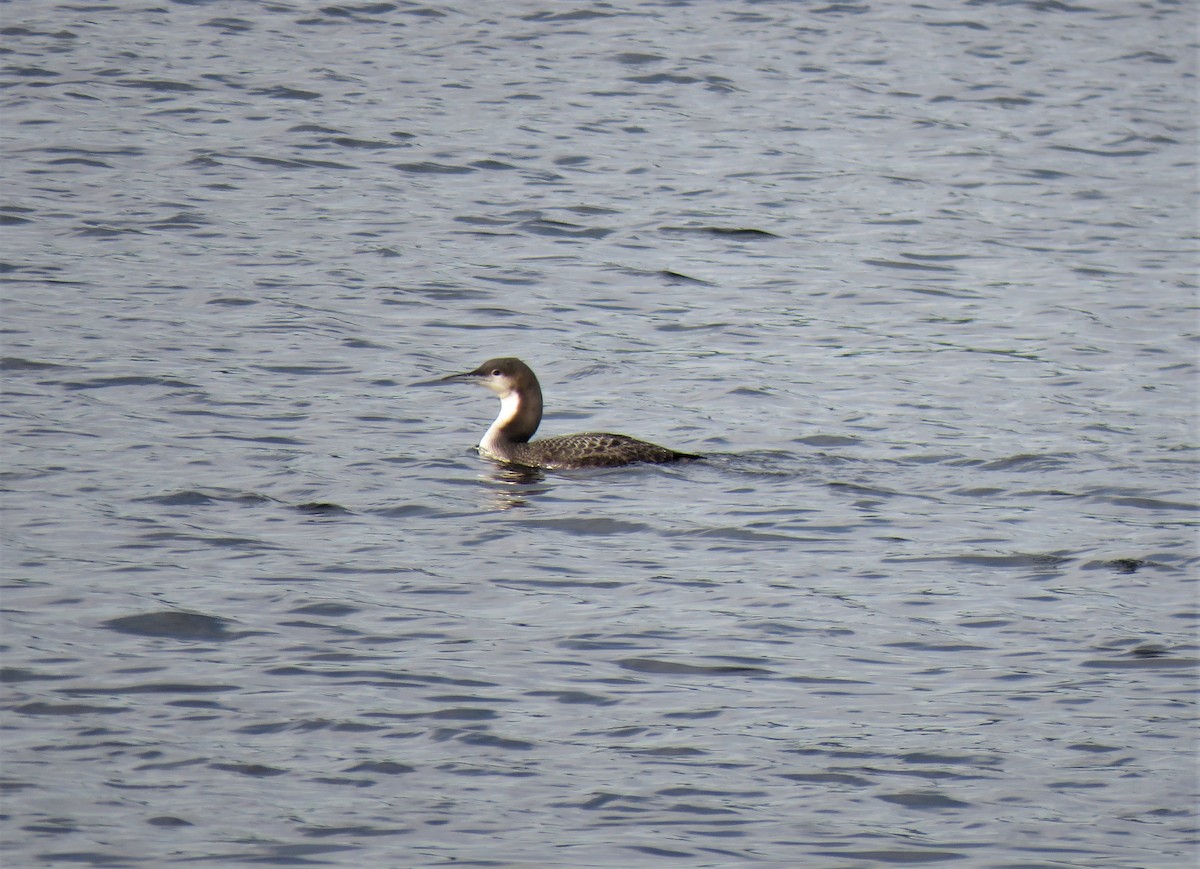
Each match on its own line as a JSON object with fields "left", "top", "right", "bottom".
{"left": 441, "top": 357, "right": 699, "bottom": 470}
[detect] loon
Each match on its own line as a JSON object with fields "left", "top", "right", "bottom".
{"left": 441, "top": 357, "right": 699, "bottom": 470}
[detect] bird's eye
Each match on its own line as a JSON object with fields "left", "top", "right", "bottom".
{"left": 491, "top": 369, "right": 501, "bottom": 376}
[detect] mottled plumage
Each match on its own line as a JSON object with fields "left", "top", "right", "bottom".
{"left": 441, "top": 357, "right": 698, "bottom": 470}
{"left": 494, "top": 432, "right": 688, "bottom": 470}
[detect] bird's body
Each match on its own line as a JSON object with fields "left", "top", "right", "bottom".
{"left": 441, "top": 357, "right": 698, "bottom": 470}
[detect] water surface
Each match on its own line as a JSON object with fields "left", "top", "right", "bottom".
{"left": 2, "top": 1, "right": 1197, "bottom": 867}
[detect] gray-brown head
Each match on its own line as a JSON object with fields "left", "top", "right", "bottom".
{"left": 441, "top": 357, "right": 544, "bottom": 442}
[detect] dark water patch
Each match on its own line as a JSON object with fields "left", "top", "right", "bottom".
{"left": 659, "top": 225, "right": 781, "bottom": 239}
{"left": 1116, "top": 50, "right": 1177, "bottom": 65}
{"left": 286, "top": 123, "right": 345, "bottom": 135}
{"left": 899, "top": 751, "right": 1002, "bottom": 768}
{"left": 201, "top": 17, "right": 255, "bottom": 34}
{"left": 655, "top": 320, "right": 736, "bottom": 333}
{"left": 49, "top": 156, "right": 112, "bottom": 167}
{"left": 781, "top": 771, "right": 872, "bottom": 786}
{"left": 0, "top": 667, "right": 73, "bottom": 684}
{"left": 884, "top": 552, "right": 1073, "bottom": 570}
{"left": 1080, "top": 655, "right": 1198, "bottom": 671}
{"left": 1103, "top": 495, "right": 1198, "bottom": 512}
{"left": 14, "top": 701, "right": 125, "bottom": 716}
{"left": 903, "top": 453, "right": 967, "bottom": 465}
{"left": 797, "top": 434, "right": 862, "bottom": 447}
{"left": 250, "top": 362, "right": 354, "bottom": 375}
{"left": 700, "top": 450, "right": 806, "bottom": 478}
{"left": 496, "top": 578, "right": 629, "bottom": 590}
{"left": 205, "top": 296, "right": 258, "bottom": 306}
{"left": 294, "top": 501, "right": 351, "bottom": 515}
{"left": 1082, "top": 557, "right": 1150, "bottom": 574}
{"left": 659, "top": 801, "right": 739, "bottom": 817}
{"left": 147, "top": 815, "right": 192, "bottom": 828}
{"left": 404, "top": 707, "right": 499, "bottom": 721}
{"left": 1051, "top": 143, "right": 1157, "bottom": 158}
{"left": 102, "top": 612, "right": 243, "bottom": 642}
{"left": 147, "top": 211, "right": 209, "bottom": 230}
{"left": 60, "top": 375, "right": 196, "bottom": 391}
{"left": 273, "top": 667, "right": 498, "bottom": 689}
{"left": 1067, "top": 742, "right": 1122, "bottom": 753}
{"left": 625, "top": 844, "right": 696, "bottom": 859}
{"left": 811, "top": 848, "right": 969, "bottom": 863}
{"left": 250, "top": 85, "right": 321, "bottom": 100}
{"left": 1128, "top": 644, "right": 1171, "bottom": 658}
{"left": 324, "top": 135, "right": 412, "bottom": 150}
{"left": 131, "top": 760, "right": 210, "bottom": 775}
{"left": 236, "top": 719, "right": 391, "bottom": 735}
{"left": 571, "top": 791, "right": 644, "bottom": 810}
{"left": 312, "top": 4, "right": 404, "bottom": 23}
{"left": 903, "top": 286, "right": 984, "bottom": 300}
{"left": 864, "top": 258, "right": 958, "bottom": 272}
{"left": 753, "top": 622, "right": 857, "bottom": 639}
{"left": 344, "top": 761, "right": 416, "bottom": 776}
{"left": 968, "top": 95, "right": 1037, "bottom": 108}
{"left": 210, "top": 762, "right": 288, "bottom": 777}
{"left": 625, "top": 72, "right": 702, "bottom": 85}
{"left": 394, "top": 161, "right": 475, "bottom": 174}
{"left": 0, "top": 357, "right": 71, "bottom": 371}
{"left": 526, "top": 689, "right": 617, "bottom": 705}
{"left": 613, "top": 51, "right": 665, "bottom": 65}
{"left": 519, "top": 218, "right": 612, "bottom": 239}
{"left": 134, "top": 489, "right": 275, "bottom": 507}
{"left": 372, "top": 504, "right": 448, "bottom": 519}
{"left": 926, "top": 19, "right": 988, "bottom": 31}
{"left": 300, "top": 823, "right": 412, "bottom": 838}
{"left": 617, "top": 658, "right": 773, "bottom": 676}
{"left": 0, "top": 213, "right": 34, "bottom": 225}
{"left": 0, "top": 25, "right": 78, "bottom": 39}
{"left": 558, "top": 637, "right": 647, "bottom": 652}
{"left": 886, "top": 641, "right": 991, "bottom": 653}
{"left": 469, "top": 159, "right": 518, "bottom": 171}
{"left": 207, "top": 433, "right": 306, "bottom": 446}
{"left": 674, "top": 526, "right": 813, "bottom": 544}
{"left": 455, "top": 214, "right": 517, "bottom": 228}
{"left": 279, "top": 619, "right": 362, "bottom": 635}
{"left": 59, "top": 683, "right": 236, "bottom": 696}
{"left": 877, "top": 791, "right": 973, "bottom": 810}
{"left": 239, "top": 153, "right": 353, "bottom": 170}
{"left": 117, "top": 78, "right": 203, "bottom": 92}
{"left": 828, "top": 481, "right": 917, "bottom": 500}
{"left": 452, "top": 732, "right": 536, "bottom": 751}
{"left": 512, "top": 517, "right": 651, "bottom": 535}
{"left": 657, "top": 269, "right": 713, "bottom": 285}
{"left": 626, "top": 746, "right": 707, "bottom": 758}
{"left": 3, "top": 65, "right": 62, "bottom": 78}
{"left": 522, "top": 8, "right": 618, "bottom": 22}
{"left": 436, "top": 762, "right": 536, "bottom": 778}
{"left": 288, "top": 602, "right": 360, "bottom": 617}
{"left": 223, "top": 842, "right": 362, "bottom": 863}
{"left": 122, "top": 530, "right": 282, "bottom": 550}
{"left": 949, "top": 486, "right": 1005, "bottom": 497}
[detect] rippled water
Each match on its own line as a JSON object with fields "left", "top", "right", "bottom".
{"left": 2, "top": 1, "right": 1197, "bottom": 867}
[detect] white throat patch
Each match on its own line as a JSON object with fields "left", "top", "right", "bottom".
{"left": 480, "top": 391, "right": 521, "bottom": 455}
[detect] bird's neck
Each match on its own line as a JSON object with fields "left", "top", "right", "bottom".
{"left": 481, "top": 387, "right": 542, "bottom": 454}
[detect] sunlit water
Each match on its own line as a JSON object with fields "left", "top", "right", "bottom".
{"left": 2, "top": 1, "right": 1197, "bottom": 867}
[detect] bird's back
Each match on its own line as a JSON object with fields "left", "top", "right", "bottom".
{"left": 501, "top": 432, "right": 698, "bottom": 470}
